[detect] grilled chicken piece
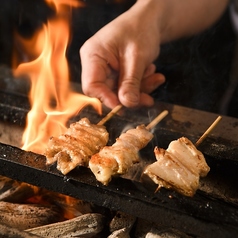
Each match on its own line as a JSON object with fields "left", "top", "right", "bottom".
{"left": 44, "top": 118, "right": 109, "bottom": 175}
{"left": 167, "top": 137, "right": 210, "bottom": 177}
{"left": 143, "top": 137, "right": 210, "bottom": 197}
{"left": 144, "top": 147, "right": 200, "bottom": 197}
{"left": 89, "top": 125, "right": 154, "bottom": 185}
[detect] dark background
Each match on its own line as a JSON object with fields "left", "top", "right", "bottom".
{"left": 0, "top": 0, "right": 237, "bottom": 117}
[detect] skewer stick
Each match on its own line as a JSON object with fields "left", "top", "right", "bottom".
{"left": 146, "top": 110, "right": 169, "bottom": 130}
{"left": 97, "top": 104, "right": 123, "bottom": 126}
{"left": 195, "top": 115, "right": 222, "bottom": 147}
{"left": 153, "top": 115, "right": 221, "bottom": 195}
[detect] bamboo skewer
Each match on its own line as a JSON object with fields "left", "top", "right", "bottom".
{"left": 98, "top": 107, "right": 168, "bottom": 129}
{"left": 152, "top": 115, "right": 222, "bottom": 196}
{"left": 97, "top": 104, "right": 123, "bottom": 126}
{"left": 89, "top": 109, "right": 169, "bottom": 185}
{"left": 195, "top": 115, "right": 222, "bottom": 147}
{"left": 146, "top": 110, "right": 169, "bottom": 130}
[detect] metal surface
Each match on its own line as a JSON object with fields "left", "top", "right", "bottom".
{"left": 0, "top": 143, "right": 238, "bottom": 237}
{"left": 0, "top": 91, "right": 238, "bottom": 237}
{"left": 0, "top": 90, "right": 28, "bottom": 126}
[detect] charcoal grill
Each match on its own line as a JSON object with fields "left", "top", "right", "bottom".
{"left": 0, "top": 0, "right": 237, "bottom": 236}
{"left": 0, "top": 88, "right": 238, "bottom": 237}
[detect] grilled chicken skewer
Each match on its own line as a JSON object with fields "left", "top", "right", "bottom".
{"left": 143, "top": 116, "right": 222, "bottom": 197}
{"left": 144, "top": 137, "right": 209, "bottom": 197}
{"left": 44, "top": 105, "right": 123, "bottom": 175}
{"left": 89, "top": 110, "right": 169, "bottom": 185}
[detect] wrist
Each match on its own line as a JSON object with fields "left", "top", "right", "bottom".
{"left": 130, "top": 0, "right": 164, "bottom": 44}
{"left": 134, "top": 0, "right": 176, "bottom": 44}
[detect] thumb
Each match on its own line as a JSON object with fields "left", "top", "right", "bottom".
{"left": 118, "top": 59, "right": 145, "bottom": 108}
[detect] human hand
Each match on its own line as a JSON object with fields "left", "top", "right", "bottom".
{"left": 80, "top": 1, "right": 165, "bottom": 109}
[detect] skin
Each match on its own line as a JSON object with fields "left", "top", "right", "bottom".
{"left": 80, "top": 0, "right": 229, "bottom": 109}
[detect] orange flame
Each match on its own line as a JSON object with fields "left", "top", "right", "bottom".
{"left": 13, "top": 0, "right": 101, "bottom": 154}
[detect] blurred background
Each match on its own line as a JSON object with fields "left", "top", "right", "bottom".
{"left": 0, "top": 0, "right": 237, "bottom": 117}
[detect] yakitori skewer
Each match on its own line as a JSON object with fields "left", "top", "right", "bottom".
{"left": 143, "top": 115, "right": 222, "bottom": 197}
{"left": 97, "top": 104, "right": 123, "bottom": 126}
{"left": 44, "top": 105, "right": 123, "bottom": 175}
{"left": 89, "top": 110, "right": 169, "bottom": 185}
{"left": 145, "top": 110, "right": 169, "bottom": 131}
{"left": 195, "top": 115, "right": 222, "bottom": 147}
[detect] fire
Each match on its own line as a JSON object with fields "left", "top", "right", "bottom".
{"left": 13, "top": 0, "right": 101, "bottom": 154}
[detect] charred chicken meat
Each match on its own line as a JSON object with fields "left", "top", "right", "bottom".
{"left": 44, "top": 118, "right": 109, "bottom": 175}
{"left": 143, "top": 137, "right": 210, "bottom": 197}
{"left": 89, "top": 124, "right": 154, "bottom": 185}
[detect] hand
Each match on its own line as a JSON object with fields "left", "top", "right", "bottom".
{"left": 80, "top": 1, "right": 165, "bottom": 109}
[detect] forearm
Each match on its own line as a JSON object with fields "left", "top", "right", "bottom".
{"left": 79, "top": 0, "right": 230, "bottom": 109}
{"left": 134, "top": 0, "right": 229, "bottom": 44}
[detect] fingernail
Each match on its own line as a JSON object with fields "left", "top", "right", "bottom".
{"left": 123, "top": 92, "right": 139, "bottom": 104}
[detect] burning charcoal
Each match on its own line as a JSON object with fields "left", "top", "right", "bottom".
{"left": 0, "top": 201, "right": 61, "bottom": 230}
{"left": 134, "top": 219, "right": 154, "bottom": 238}
{"left": 108, "top": 228, "right": 130, "bottom": 238}
{"left": 30, "top": 189, "right": 93, "bottom": 219}
{"left": 109, "top": 211, "right": 136, "bottom": 234}
{"left": 134, "top": 219, "right": 192, "bottom": 238}
{"left": 144, "top": 228, "right": 193, "bottom": 238}
{"left": 0, "top": 176, "right": 37, "bottom": 203}
{"left": 26, "top": 213, "right": 106, "bottom": 237}
{"left": 0, "top": 223, "right": 41, "bottom": 238}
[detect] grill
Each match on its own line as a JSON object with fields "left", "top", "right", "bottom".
{"left": 0, "top": 87, "right": 238, "bottom": 237}
{"left": 0, "top": 1, "right": 238, "bottom": 236}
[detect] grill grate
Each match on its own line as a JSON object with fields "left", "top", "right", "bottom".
{"left": 0, "top": 90, "right": 238, "bottom": 237}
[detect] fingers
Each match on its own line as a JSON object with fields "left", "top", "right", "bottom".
{"left": 143, "top": 64, "right": 157, "bottom": 78}
{"left": 141, "top": 71, "right": 165, "bottom": 94}
{"left": 118, "top": 50, "right": 146, "bottom": 108}
{"left": 80, "top": 43, "right": 120, "bottom": 109}
{"left": 80, "top": 37, "right": 164, "bottom": 109}
{"left": 118, "top": 59, "right": 165, "bottom": 108}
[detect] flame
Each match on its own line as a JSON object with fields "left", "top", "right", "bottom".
{"left": 13, "top": 0, "right": 101, "bottom": 154}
